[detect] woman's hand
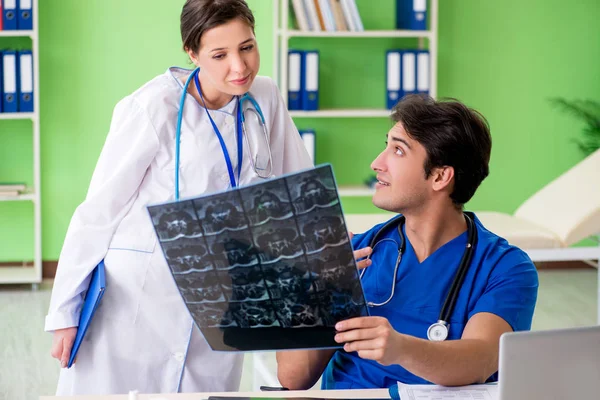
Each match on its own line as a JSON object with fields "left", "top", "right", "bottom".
{"left": 50, "top": 327, "right": 78, "bottom": 368}
{"left": 349, "top": 232, "right": 372, "bottom": 270}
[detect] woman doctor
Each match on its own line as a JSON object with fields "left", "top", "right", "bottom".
{"left": 46, "top": 0, "right": 313, "bottom": 395}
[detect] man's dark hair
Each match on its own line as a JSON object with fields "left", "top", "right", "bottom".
{"left": 181, "top": 0, "right": 255, "bottom": 54}
{"left": 391, "top": 94, "right": 492, "bottom": 206}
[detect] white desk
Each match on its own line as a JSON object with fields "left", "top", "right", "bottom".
{"left": 40, "top": 388, "right": 390, "bottom": 400}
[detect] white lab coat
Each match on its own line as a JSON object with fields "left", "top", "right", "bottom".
{"left": 45, "top": 67, "right": 313, "bottom": 395}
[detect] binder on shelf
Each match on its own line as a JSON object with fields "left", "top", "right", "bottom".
{"left": 299, "top": 129, "right": 316, "bottom": 163}
{"left": 302, "top": 50, "right": 319, "bottom": 111}
{"left": 288, "top": 50, "right": 304, "bottom": 111}
{"left": 416, "top": 50, "right": 430, "bottom": 95}
{"left": 18, "top": 49, "right": 33, "bottom": 112}
{"left": 291, "top": 0, "right": 310, "bottom": 31}
{"left": 401, "top": 50, "right": 417, "bottom": 97}
{"left": 0, "top": 1, "right": 3, "bottom": 30}
{"left": 396, "top": 0, "right": 427, "bottom": 30}
{"left": 303, "top": 0, "right": 322, "bottom": 31}
{"left": 2, "top": 0, "right": 17, "bottom": 30}
{"left": 16, "top": 0, "right": 32, "bottom": 30}
{"left": 68, "top": 260, "right": 106, "bottom": 368}
{"left": 2, "top": 50, "right": 18, "bottom": 113}
{"left": 0, "top": 52, "right": 3, "bottom": 113}
{"left": 386, "top": 50, "right": 401, "bottom": 110}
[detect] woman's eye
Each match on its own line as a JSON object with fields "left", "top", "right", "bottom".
{"left": 395, "top": 147, "right": 404, "bottom": 156}
{"left": 242, "top": 45, "right": 254, "bottom": 52}
{"left": 213, "top": 54, "right": 225, "bottom": 60}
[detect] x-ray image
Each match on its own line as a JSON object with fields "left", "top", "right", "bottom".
{"left": 306, "top": 246, "right": 358, "bottom": 293}
{"left": 263, "top": 258, "right": 314, "bottom": 300}
{"left": 273, "top": 295, "right": 322, "bottom": 328}
{"left": 148, "top": 200, "right": 203, "bottom": 241}
{"left": 187, "top": 302, "right": 237, "bottom": 328}
{"left": 298, "top": 206, "right": 348, "bottom": 253}
{"left": 286, "top": 168, "right": 338, "bottom": 214}
{"left": 159, "top": 238, "right": 213, "bottom": 274}
{"left": 148, "top": 165, "right": 369, "bottom": 352}
{"left": 173, "top": 271, "right": 225, "bottom": 303}
{"left": 193, "top": 192, "right": 247, "bottom": 235}
{"left": 253, "top": 219, "right": 303, "bottom": 262}
{"left": 217, "top": 266, "right": 269, "bottom": 302}
{"left": 239, "top": 181, "right": 293, "bottom": 225}
{"left": 230, "top": 301, "right": 281, "bottom": 328}
{"left": 320, "top": 290, "right": 368, "bottom": 323}
{"left": 205, "top": 229, "right": 259, "bottom": 269}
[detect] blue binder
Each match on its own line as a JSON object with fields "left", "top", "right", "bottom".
{"left": 2, "top": 0, "right": 17, "bottom": 30}
{"left": 416, "top": 50, "right": 430, "bottom": 95}
{"left": 401, "top": 50, "right": 417, "bottom": 97}
{"left": 0, "top": 53, "right": 3, "bottom": 113}
{"left": 302, "top": 50, "right": 319, "bottom": 111}
{"left": 67, "top": 260, "right": 106, "bottom": 368}
{"left": 287, "top": 50, "right": 304, "bottom": 111}
{"left": 17, "top": 50, "right": 33, "bottom": 112}
{"left": 386, "top": 50, "right": 401, "bottom": 109}
{"left": 17, "top": 0, "right": 32, "bottom": 30}
{"left": 396, "top": 0, "right": 427, "bottom": 30}
{"left": 2, "top": 51, "right": 19, "bottom": 113}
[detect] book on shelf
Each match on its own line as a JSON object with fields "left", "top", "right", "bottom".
{"left": 0, "top": 183, "right": 27, "bottom": 192}
{"left": 290, "top": 0, "right": 362, "bottom": 32}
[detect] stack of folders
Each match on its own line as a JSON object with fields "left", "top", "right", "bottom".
{"left": 0, "top": 49, "right": 34, "bottom": 113}
{"left": 288, "top": 50, "right": 319, "bottom": 111}
{"left": 395, "top": 0, "right": 427, "bottom": 30}
{"left": 299, "top": 129, "right": 316, "bottom": 163}
{"left": 0, "top": 182, "right": 26, "bottom": 197}
{"left": 290, "top": 0, "right": 364, "bottom": 32}
{"left": 1, "top": 0, "right": 34, "bottom": 30}
{"left": 386, "top": 50, "right": 430, "bottom": 110}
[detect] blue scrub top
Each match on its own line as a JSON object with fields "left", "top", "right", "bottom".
{"left": 322, "top": 213, "right": 539, "bottom": 389}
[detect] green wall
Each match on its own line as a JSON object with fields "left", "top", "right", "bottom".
{"left": 0, "top": 0, "right": 598, "bottom": 261}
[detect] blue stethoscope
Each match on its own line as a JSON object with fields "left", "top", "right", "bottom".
{"left": 174, "top": 67, "right": 273, "bottom": 200}
{"left": 359, "top": 212, "right": 478, "bottom": 341}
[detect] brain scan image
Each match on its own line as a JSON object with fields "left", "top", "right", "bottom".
{"left": 188, "top": 302, "right": 237, "bottom": 328}
{"left": 160, "top": 239, "right": 213, "bottom": 273}
{"left": 207, "top": 230, "right": 259, "bottom": 269}
{"left": 230, "top": 301, "right": 281, "bottom": 328}
{"left": 298, "top": 207, "right": 348, "bottom": 253}
{"left": 218, "top": 266, "right": 269, "bottom": 302}
{"left": 253, "top": 221, "right": 303, "bottom": 262}
{"left": 240, "top": 183, "right": 293, "bottom": 225}
{"left": 194, "top": 193, "right": 247, "bottom": 234}
{"left": 149, "top": 201, "right": 203, "bottom": 241}
{"left": 174, "top": 272, "right": 224, "bottom": 303}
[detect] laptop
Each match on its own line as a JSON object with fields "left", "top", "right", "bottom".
{"left": 498, "top": 325, "right": 600, "bottom": 400}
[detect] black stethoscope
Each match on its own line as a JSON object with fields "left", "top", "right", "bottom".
{"left": 359, "top": 212, "right": 478, "bottom": 341}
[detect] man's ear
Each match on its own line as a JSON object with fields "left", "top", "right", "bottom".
{"left": 431, "top": 166, "right": 455, "bottom": 193}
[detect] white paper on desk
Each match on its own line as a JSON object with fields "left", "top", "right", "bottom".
{"left": 397, "top": 381, "right": 498, "bottom": 399}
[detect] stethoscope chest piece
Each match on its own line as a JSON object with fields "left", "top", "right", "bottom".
{"left": 427, "top": 320, "right": 449, "bottom": 341}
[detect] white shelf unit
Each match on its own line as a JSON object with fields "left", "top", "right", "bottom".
{"left": 272, "top": 0, "right": 438, "bottom": 197}
{"left": 0, "top": 1, "right": 42, "bottom": 289}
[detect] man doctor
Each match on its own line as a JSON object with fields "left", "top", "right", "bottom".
{"left": 277, "top": 95, "right": 539, "bottom": 389}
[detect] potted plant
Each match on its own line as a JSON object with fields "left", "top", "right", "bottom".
{"left": 550, "top": 98, "right": 600, "bottom": 155}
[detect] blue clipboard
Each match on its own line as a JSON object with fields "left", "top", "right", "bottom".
{"left": 67, "top": 260, "right": 106, "bottom": 368}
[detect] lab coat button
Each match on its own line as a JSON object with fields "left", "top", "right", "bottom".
{"left": 174, "top": 352, "right": 185, "bottom": 362}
